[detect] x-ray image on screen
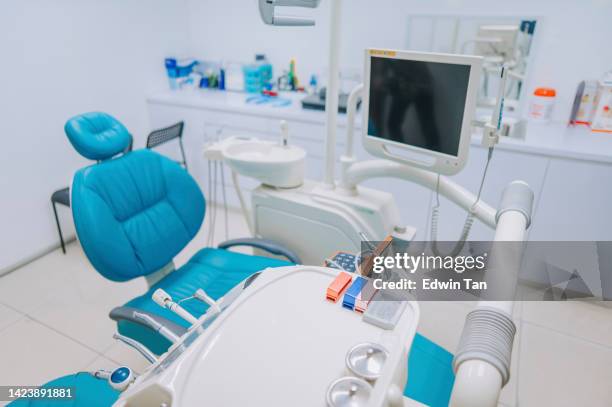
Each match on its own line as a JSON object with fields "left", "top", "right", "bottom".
{"left": 367, "top": 57, "right": 471, "bottom": 157}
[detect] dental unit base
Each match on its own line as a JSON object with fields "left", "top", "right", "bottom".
{"left": 113, "top": 266, "right": 420, "bottom": 407}
{"left": 252, "top": 180, "right": 416, "bottom": 265}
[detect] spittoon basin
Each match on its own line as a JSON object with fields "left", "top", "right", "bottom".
{"left": 222, "top": 139, "right": 306, "bottom": 188}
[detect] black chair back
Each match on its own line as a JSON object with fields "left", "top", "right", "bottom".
{"left": 146, "top": 121, "right": 187, "bottom": 170}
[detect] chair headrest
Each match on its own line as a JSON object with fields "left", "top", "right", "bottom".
{"left": 65, "top": 112, "right": 131, "bottom": 160}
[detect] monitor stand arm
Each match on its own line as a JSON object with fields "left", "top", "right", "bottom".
{"left": 343, "top": 159, "right": 498, "bottom": 230}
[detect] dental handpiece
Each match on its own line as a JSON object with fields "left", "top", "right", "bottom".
{"left": 113, "top": 333, "right": 157, "bottom": 364}
{"left": 194, "top": 288, "right": 221, "bottom": 313}
{"left": 93, "top": 370, "right": 112, "bottom": 380}
{"left": 152, "top": 288, "right": 199, "bottom": 325}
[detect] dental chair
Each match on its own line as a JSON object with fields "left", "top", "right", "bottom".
{"left": 65, "top": 111, "right": 298, "bottom": 354}
{"left": 8, "top": 112, "right": 296, "bottom": 407}
{"left": 9, "top": 112, "right": 454, "bottom": 407}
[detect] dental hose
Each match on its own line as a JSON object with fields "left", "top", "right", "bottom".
{"left": 206, "top": 160, "right": 220, "bottom": 247}
{"left": 220, "top": 163, "right": 229, "bottom": 241}
{"left": 430, "top": 147, "right": 494, "bottom": 257}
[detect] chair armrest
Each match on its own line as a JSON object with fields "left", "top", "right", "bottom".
{"left": 109, "top": 306, "right": 187, "bottom": 338}
{"left": 218, "top": 237, "right": 301, "bottom": 264}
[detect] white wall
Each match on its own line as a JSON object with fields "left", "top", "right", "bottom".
{"left": 2, "top": 0, "right": 610, "bottom": 272}
{"left": 0, "top": 0, "right": 191, "bottom": 273}
{"left": 185, "top": 0, "right": 612, "bottom": 122}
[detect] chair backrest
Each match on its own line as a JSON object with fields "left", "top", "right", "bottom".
{"left": 65, "top": 113, "right": 205, "bottom": 282}
{"left": 146, "top": 121, "right": 187, "bottom": 169}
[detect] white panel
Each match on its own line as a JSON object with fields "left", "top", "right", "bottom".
{"left": 406, "top": 17, "right": 436, "bottom": 51}
{"left": 353, "top": 137, "right": 433, "bottom": 239}
{"left": 430, "top": 17, "right": 459, "bottom": 53}
{"left": 256, "top": 206, "right": 356, "bottom": 265}
{"left": 529, "top": 159, "right": 612, "bottom": 240}
{"left": 203, "top": 110, "right": 273, "bottom": 133}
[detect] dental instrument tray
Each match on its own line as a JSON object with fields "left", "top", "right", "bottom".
{"left": 325, "top": 251, "right": 360, "bottom": 273}
{"left": 113, "top": 266, "right": 419, "bottom": 407}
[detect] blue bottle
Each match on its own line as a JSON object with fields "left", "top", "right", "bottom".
{"left": 256, "top": 54, "right": 273, "bottom": 88}
{"left": 243, "top": 64, "right": 262, "bottom": 93}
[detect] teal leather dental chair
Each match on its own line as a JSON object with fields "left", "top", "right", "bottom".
{"left": 64, "top": 112, "right": 297, "bottom": 354}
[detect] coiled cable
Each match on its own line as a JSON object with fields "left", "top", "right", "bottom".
{"left": 430, "top": 147, "right": 494, "bottom": 257}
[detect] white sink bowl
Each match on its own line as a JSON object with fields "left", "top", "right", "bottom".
{"left": 222, "top": 139, "right": 306, "bottom": 188}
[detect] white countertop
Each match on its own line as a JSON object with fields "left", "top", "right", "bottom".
{"left": 147, "top": 89, "right": 612, "bottom": 164}
{"left": 147, "top": 88, "right": 350, "bottom": 125}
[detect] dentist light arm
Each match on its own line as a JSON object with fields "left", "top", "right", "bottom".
{"left": 258, "top": 0, "right": 321, "bottom": 26}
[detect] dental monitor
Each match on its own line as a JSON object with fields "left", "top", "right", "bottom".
{"left": 362, "top": 49, "right": 482, "bottom": 175}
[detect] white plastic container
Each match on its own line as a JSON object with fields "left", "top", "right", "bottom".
{"left": 591, "top": 73, "right": 612, "bottom": 134}
{"left": 573, "top": 80, "right": 599, "bottom": 126}
{"left": 528, "top": 87, "right": 556, "bottom": 123}
{"left": 224, "top": 62, "right": 245, "bottom": 92}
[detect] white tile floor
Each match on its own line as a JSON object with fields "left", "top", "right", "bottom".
{"left": 0, "top": 206, "right": 611, "bottom": 406}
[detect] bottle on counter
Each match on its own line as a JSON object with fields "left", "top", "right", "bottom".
{"left": 528, "top": 87, "right": 556, "bottom": 123}
{"left": 244, "top": 54, "right": 273, "bottom": 93}
{"left": 308, "top": 74, "right": 318, "bottom": 95}
{"left": 243, "top": 64, "right": 262, "bottom": 93}
{"left": 219, "top": 62, "right": 226, "bottom": 91}
{"left": 256, "top": 54, "right": 273, "bottom": 87}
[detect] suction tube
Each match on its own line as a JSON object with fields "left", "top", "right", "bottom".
{"left": 450, "top": 181, "right": 533, "bottom": 407}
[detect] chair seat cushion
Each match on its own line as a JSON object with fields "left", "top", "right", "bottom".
{"left": 118, "top": 247, "right": 291, "bottom": 354}
{"left": 7, "top": 372, "right": 118, "bottom": 407}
